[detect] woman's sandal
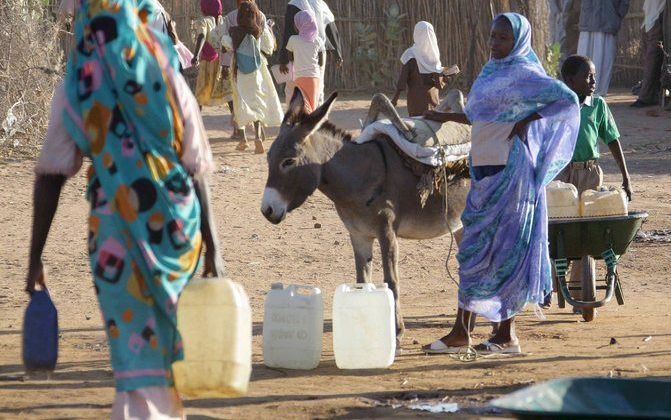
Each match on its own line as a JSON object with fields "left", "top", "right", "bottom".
{"left": 474, "top": 340, "right": 522, "bottom": 354}
{"left": 422, "top": 339, "right": 471, "bottom": 355}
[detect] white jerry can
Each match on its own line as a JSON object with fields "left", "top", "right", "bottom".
{"left": 263, "top": 283, "right": 323, "bottom": 370}
{"left": 546, "top": 180, "right": 580, "bottom": 218}
{"left": 581, "top": 186, "right": 628, "bottom": 217}
{"left": 332, "top": 283, "right": 396, "bottom": 369}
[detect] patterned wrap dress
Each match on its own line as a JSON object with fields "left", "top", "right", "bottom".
{"left": 456, "top": 13, "right": 580, "bottom": 322}
{"left": 60, "top": 0, "right": 205, "bottom": 392}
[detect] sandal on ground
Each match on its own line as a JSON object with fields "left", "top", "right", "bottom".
{"left": 474, "top": 340, "right": 521, "bottom": 354}
{"left": 235, "top": 140, "right": 248, "bottom": 151}
{"left": 422, "top": 339, "right": 470, "bottom": 355}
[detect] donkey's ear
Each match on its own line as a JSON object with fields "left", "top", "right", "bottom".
{"left": 283, "top": 88, "right": 306, "bottom": 125}
{"left": 300, "top": 91, "right": 338, "bottom": 138}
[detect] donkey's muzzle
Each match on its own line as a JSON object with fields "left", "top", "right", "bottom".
{"left": 261, "top": 187, "right": 288, "bottom": 224}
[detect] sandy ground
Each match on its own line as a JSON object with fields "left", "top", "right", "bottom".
{"left": 1, "top": 89, "right": 670, "bottom": 419}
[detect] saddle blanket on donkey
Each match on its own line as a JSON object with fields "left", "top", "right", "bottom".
{"left": 354, "top": 117, "right": 471, "bottom": 206}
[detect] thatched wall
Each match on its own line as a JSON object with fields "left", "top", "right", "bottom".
{"left": 612, "top": 0, "right": 645, "bottom": 88}
{"left": 165, "top": 0, "right": 550, "bottom": 92}
{"left": 46, "top": 0, "right": 647, "bottom": 91}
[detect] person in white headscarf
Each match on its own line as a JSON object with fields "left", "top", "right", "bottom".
{"left": 278, "top": 0, "right": 343, "bottom": 105}
{"left": 391, "top": 21, "right": 445, "bottom": 117}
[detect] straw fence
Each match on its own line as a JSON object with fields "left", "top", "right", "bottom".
{"left": 163, "top": 0, "right": 647, "bottom": 93}
{"left": 39, "top": 0, "right": 647, "bottom": 92}
{"left": 163, "top": 0, "right": 550, "bottom": 92}
{"left": 612, "top": 0, "right": 645, "bottom": 88}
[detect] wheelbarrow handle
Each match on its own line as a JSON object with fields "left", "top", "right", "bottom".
{"left": 557, "top": 272, "right": 616, "bottom": 309}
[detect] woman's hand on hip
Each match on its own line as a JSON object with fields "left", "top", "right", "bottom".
{"left": 509, "top": 112, "right": 542, "bottom": 143}
{"left": 508, "top": 120, "right": 529, "bottom": 143}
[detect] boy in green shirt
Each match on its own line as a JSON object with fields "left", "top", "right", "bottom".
{"left": 556, "top": 55, "right": 633, "bottom": 305}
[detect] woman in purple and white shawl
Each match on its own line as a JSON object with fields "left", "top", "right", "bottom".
{"left": 422, "top": 13, "right": 580, "bottom": 354}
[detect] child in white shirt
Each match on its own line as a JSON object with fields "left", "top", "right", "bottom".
{"left": 286, "top": 10, "right": 324, "bottom": 112}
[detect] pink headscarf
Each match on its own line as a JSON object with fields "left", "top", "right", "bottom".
{"left": 294, "top": 10, "right": 318, "bottom": 43}
{"left": 200, "top": 0, "right": 222, "bottom": 18}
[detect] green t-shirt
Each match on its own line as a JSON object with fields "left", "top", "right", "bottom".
{"left": 572, "top": 95, "right": 620, "bottom": 162}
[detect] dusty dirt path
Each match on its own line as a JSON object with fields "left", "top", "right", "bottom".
{"left": 1, "top": 90, "right": 670, "bottom": 418}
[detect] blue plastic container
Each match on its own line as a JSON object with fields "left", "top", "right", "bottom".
{"left": 23, "top": 290, "right": 59, "bottom": 372}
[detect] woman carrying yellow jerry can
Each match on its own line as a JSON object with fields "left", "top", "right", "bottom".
{"left": 24, "top": 0, "right": 251, "bottom": 416}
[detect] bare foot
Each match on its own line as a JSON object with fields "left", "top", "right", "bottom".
{"left": 254, "top": 139, "right": 265, "bottom": 154}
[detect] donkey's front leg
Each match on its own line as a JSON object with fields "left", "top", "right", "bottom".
{"left": 350, "top": 232, "right": 374, "bottom": 283}
{"left": 377, "top": 219, "right": 404, "bottom": 343}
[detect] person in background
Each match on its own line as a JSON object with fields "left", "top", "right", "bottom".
{"left": 391, "top": 21, "right": 445, "bottom": 117}
{"left": 56, "top": 0, "right": 75, "bottom": 60}
{"left": 27, "top": 0, "right": 223, "bottom": 416}
{"left": 224, "top": 1, "right": 283, "bottom": 154}
{"left": 548, "top": 0, "right": 581, "bottom": 66}
{"left": 215, "top": 0, "right": 264, "bottom": 139}
{"left": 147, "top": 0, "right": 194, "bottom": 72}
{"left": 577, "top": 0, "right": 630, "bottom": 97}
{"left": 192, "top": 0, "right": 227, "bottom": 108}
{"left": 278, "top": 0, "right": 343, "bottom": 105}
{"left": 421, "top": 13, "right": 579, "bottom": 355}
{"left": 558, "top": 55, "right": 632, "bottom": 303}
{"left": 286, "top": 10, "right": 324, "bottom": 113}
{"left": 631, "top": 0, "right": 669, "bottom": 108}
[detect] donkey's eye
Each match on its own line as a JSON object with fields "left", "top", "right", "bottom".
{"left": 281, "top": 158, "right": 296, "bottom": 169}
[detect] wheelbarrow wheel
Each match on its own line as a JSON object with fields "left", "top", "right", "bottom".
{"left": 581, "top": 257, "right": 597, "bottom": 322}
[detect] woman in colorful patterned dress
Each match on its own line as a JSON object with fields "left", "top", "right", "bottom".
{"left": 26, "top": 0, "right": 223, "bottom": 417}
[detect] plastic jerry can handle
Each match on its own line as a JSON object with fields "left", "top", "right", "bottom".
{"left": 287, "top": 285, "right": 320, "bottom": 296}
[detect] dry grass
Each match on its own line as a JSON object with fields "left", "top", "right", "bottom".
{"left": 0, "top": 0, "right": 63, "bottom": 160}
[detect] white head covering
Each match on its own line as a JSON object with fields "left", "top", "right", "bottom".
{"left": 400, "top": 21, "right": 442, "bottom": 74}
{"left": 288, "top": 0, "right": 335, "bottom": 48}
{"left": 147, "top": 0, "right": 169, "bottom": 34}
{"left": 641, "top": 0, "right": 665, "bottom": 32}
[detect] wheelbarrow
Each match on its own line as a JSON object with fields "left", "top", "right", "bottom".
{"left": 548, "top": 211, "right": 648, "bottom": 322}
{"left": 491, "top": 377, "right": 671, "bottom": 419}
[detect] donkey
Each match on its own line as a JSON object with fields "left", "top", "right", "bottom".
{"left": 261, "top": 90, "right": 470, "bottom": 342}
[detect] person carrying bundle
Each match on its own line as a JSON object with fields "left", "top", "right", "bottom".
{"left": 391, "top": 21, "right": 446, "bottom": 117}
{"left": 223, "top": 1, "right": 283, "bottom": 154}
{"left": 191, "top": 0, "right": 229, "bottom": 108}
